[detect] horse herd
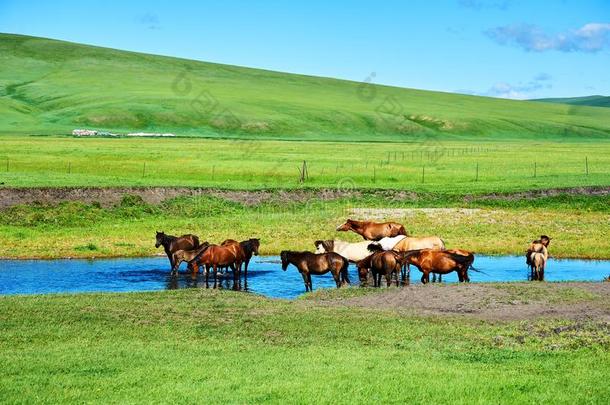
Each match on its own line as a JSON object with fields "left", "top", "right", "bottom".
{"left": 157, "top": 218, "right": 540, "bottom": 292}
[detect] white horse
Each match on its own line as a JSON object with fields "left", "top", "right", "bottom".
{"left": 314, "top": 235, "right": 406, "bottom": 262}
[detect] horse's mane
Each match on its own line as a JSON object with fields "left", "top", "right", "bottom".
{"left": 367, "top": 243, "right": 384, "bottom": 252}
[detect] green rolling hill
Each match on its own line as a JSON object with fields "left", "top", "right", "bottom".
{"left": 1, "top": 33, "right": 610, "bottom": 140}
{"left": 532, "top": 95, "right": 610, "bottom": 108}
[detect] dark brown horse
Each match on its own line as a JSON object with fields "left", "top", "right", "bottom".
{"left": 400, "top": 249, "right": 475, "bottom": 284}
{"left": 192, "top": 244, "right": 238, "bottom": 288}
{"left": 239, "top": 238, "right": 260, "bottom": 280}
{"left": 155, "top": 231, "right": 200, "bottom": 270}
{"left": 336, "top": 219, "right": 407, "bottom": 241}
{"left": 220, "top": 239, "right": 246, "bottom": 288}
{"left": 356, "top": 248, "right": 403, "bottom": 287}
{"left": 280, "top": 251, "right": 349, "bottom": 292}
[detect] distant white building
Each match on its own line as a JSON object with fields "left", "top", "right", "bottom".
{"left": 72, "top": 129, "right": 98, "bottom": 136}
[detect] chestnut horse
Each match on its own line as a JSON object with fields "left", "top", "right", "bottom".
{"left": 336, "top": 219, "right": 407, "bottom": 241}
{"left": 357, "top": 248, "right": 403, "bottom": 287}
{"left": 220, "top": 239, "right": 246, "bottom": 287}
{"left": 369, "top": 236, "right": 445, "bottom": 282}
{"left": 400, "top": 249, "right": 475, "bottom": 284}
{"left": 193, "top": 244, "right": 238, "bottom": 288}
{"left": 155, "top": 231, "right": 200, "bottom": 270}
{"left": 280, "top": 251, "right": 349, "bottom": 292}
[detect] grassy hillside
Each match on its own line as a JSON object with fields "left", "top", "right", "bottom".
{"left": 533, "top": 95, "right": 610, "bottom": 108}
{"left": 2, "top": 33, "right": 610, "bottom": 140}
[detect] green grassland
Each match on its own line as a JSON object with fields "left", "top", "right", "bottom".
{"left": 0, "top": 287, "right": 608, "bottom": 403}
{"left": 1, "top": 193, "right": 609, "bottom": 259}
{"left": 534, "top": 95, "right": 610, "bottom": 108}
{"left": 2, "top": 33, "right": 610, "bottom": 140}
{"left": 1, "top": 135, "right": 609, "bottom": 192}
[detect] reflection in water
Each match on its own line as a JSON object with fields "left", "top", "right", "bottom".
{"left": 0, "top": 255, "right": 609, "bottom": 299}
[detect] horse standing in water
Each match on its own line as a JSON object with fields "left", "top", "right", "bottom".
{"left": 193, "top": 244, "right": 238, "bottom": 288}
{"left": 171, "top": 242, "right": 211, "bottom": 275}
{"left": 314, "top": 237, "right": 403, "bottom": 262}
{"left": 336, "top": 219, "right": 407, "bottom": 241}
{"left": 357, "top": 246, "right": 403, "bottom": 287}
{"left": 369, "top": 235, "right": 445, "bottom": 282}
{"left": 155, "top": 231, "right": 200, "bottom": 270}
{"left": 399, "top": 249, "right": 475, "bottom": 284}
{"left": 529, "top": 246, "right": 548, "bottom": 281}
{"left": 280, "top": 251, "right": 350, "bottom": 292}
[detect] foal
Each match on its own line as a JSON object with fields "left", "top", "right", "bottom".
{"left": 336, "top": 219, "right": 407, "bottom": 241}
{"left": 280, "top": 251, "right": 349, "bottom": 292}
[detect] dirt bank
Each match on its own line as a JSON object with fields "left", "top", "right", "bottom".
{"left": 1, "top": 186, "right": 609, "bottom": 209}
{"left": 315, "top": 282, "right": 610, "bottom": 322}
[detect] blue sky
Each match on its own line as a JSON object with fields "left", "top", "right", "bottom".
{"left": 1, "top": 0, "right": 609, "bottom": 99}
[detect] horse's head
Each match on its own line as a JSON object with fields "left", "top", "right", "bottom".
{"left": 155, "top": 231, "right": 165, "bottom": 248}
{"left": 280, "top": 251, "right": 289, "bottom": 271}
{"left": 396, "top": 224, "right": 408, "bottom": 236}
{"left": 356, "top": 261, "right": 369, "bottom": 285}
{"left": 540, "top": 235, "right": 552, "bottom": 247}
{"left": 314, "top": 240, "right": 333, "bottom": 254}
{"left": 250, "top": 238, "right": 260, "bottom": 256}
{"left": 336, "top": 220, "right": 353, "bottom": 232}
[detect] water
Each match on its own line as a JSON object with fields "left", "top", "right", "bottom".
{"left": 0, "top": 255, "right": 608, "bottom": 299}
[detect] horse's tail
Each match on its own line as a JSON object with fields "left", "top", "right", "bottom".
{"left": 439, "top": 238, "right": 446, "bottom": 250}
{"left": 192, "top": 235, "right": 200, "bottom": 248}
{"left": 367, "top": 243, "right": 384, "bottom": 252}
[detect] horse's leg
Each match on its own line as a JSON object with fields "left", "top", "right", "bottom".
{"left": 333, "top": 269, "right": 341, "bottom": 289}
{"left": 395, "top": 269, "right": 400, "bottom": 287}
{"left": 308, "top": 273, "right": 313, "bottom": 291}
{"left": 301, "top": 272, "right": 309, "bottom": 292}
{"left": 205, "top": 265, "right": 210, "bottom": 288}
{"left": 386, "top": 273, "right": 391, "bottom": 288}
{"left": 421, "top": 271, "right": 429, "bottom": 284}
{"left": 439, "top": 274, "right": 442, "bottom": 283}
{"left": 213, "top": 265, "right": 218, "bottom": 288}
{"left": 165, "top": 248, "right": 174, "bottom": 271}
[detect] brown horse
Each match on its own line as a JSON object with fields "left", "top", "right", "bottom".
{"left": 239, "top": 238, "right": 260, "bottom": 280}
{"left": 280, "top": 251, "right": 349, "bottom": 292}
{"left": 171, "top": 242, "right": 211, "bottom": 275}
{"left": 192, "top": 244, "right": 238, "bottom": 288}
{"left": 155, "top": 231, "right": 200, "bottom": 270}
{"left": 220, "top": 239, "right": 246, "bottom": 286}
{"left": 336, "top": 219, "right": 407, "bottom": 241}
{"left": 357, "top": 248, "right": 403, "bottom": 287}
{"left": 400, "top": 249, "right": 475, "bottom": 284}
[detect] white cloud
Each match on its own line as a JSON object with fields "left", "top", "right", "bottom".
{"left": 486, "top": 22, "right": 610, "bottom": 53}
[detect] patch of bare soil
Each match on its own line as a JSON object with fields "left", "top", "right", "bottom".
{"left": 0, "top": 185, "right": 608, "bottom": 209}
{"left": 322, "top": 282, "right": 610, "bottom": 322}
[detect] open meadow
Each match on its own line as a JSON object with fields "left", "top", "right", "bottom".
{"left": 1, "top": 30, "right": 610, "bottom": 405}
{"left": 0, "top": 285, "right": 608, "bottom": 403}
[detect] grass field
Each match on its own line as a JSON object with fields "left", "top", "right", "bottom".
{"left": 0, "top": 286, "right": 608, "bottom": 403}
{"left": 1, "top": 135, "right": 609, "bottom": 192}
{"left": 2, "top": 33, "right": 610, "bottom": 140}
{"left": 1, "top": 193, "right": 609, "bottom": 259}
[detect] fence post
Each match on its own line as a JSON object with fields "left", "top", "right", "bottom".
{"left": 475, "top": 163, "right": 479, "bottom": 182}
{"left": 373, "top": 167, "right": 376, "bottom": 183}
{"left": 142, "top": 162, "right": 146, "bottom": 178}
{"left": 5, "top": 158, "right": 8, "bottom": 172}
{"left": 67, "top": 162, "right": 71, "bottom": 174}
{"left": 534, "top": 162, "right": 536, "bottom": 178}
{"left": 421, "top": 166, "right": 425, "bottom": 183}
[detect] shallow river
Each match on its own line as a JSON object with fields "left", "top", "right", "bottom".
{"left": 0, "top": 255, "right": 609, "bottom": 299}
